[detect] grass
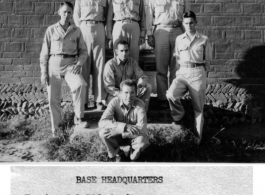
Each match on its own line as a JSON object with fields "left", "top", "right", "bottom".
{"left": 1, "top": 105, "right": 265, "bottom": 162}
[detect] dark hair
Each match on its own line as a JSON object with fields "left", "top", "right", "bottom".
{"left": 116, "top": 40, "right": 130, "bottom": 48}
{"left": 59, "top": 1, "right": 74, "bottom": 11}
{"left": 120, "top": 79, "right": 137, "bottom": 92}
{"left": 183, "top": 11, "right": 196, "bottom": 21}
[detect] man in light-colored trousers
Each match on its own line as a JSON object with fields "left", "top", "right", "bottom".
{"left": 146, "top": 0, "right": 190, "bottom": 108}
{"left": 74, "top": 0, "right": 108, "bottom": 110}
{"left": 107, "top": 0, "right": 146, "bottom": 63}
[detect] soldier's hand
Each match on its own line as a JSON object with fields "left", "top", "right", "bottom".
{"left": 147, "top": 35, "right": 155, "bottom": 48}
{"left": 105, "top": 128, "right": 120, "bottom": 139}
{"left": 125, "top": 124, "right": 140, "bottom": 135}
{"left": 71, "top": 65, "right": 82, "bottom": 75}
{"left": 41, "top": 72, "right": 49, "bottom": 86}
{"left": 108, "top": 39, "right": 113, "bottom": 49}
{"left": 139, "top": 37, "right": 145, "bottom": 45}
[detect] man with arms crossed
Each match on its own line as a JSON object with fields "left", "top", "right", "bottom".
{"left": 73, "top": 0, "right": 108, "bottom": 110}
{"left": 99, "top": 79, "right": 150, "bottom": 162}
{"left": 40, "top": 2, "right": 89, "bottom": 136}
{"left": 103, "top": 40, "right": 152, "bottom": 111}
{"left": 166, "top": 11, "right": 212, "bottom": 145}
{"left": 146, "top": 0, "right": 190, "bottom": 108}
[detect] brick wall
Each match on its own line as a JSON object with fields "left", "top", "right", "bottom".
{"left": 0, "top": 0, "right": 265, "bottom": 86}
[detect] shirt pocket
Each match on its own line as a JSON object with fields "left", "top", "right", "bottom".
{"left": 113, "top": 0, "right": 124, "bottom": 12}
{"left": 51, "top": 35, "right": 61, "bottom": 50}
{"left": 155, "top": 0, "right": 167, "bottom": 13}
{"left": 174, "top": 0, "right": 185, "bottom": 13}
{"left": 129, "top": 0, "right": 140, "bottom": 13}
{"left": 69, "top": 37, "right": 78, "bottom": 50}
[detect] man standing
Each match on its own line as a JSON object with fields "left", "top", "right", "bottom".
{"left": 146, "top": 0, "right": 190, "bottom": 108}
{"left": 73, "top": 0, "right": 107, "bottom": 110}
{"left": 107, "top": 0, "right": 146, "bottom": 63}
{"left": 103, "top": 40, "right": 152, "bottom": 111}
{"left": 166, "top": 11, "right": 213, "bottom": 145}
{"left": 99, "top": 79, "right": 150, "bottom": 162}
{"left": 40, "top": 2, "right": 89, "bottom": 136}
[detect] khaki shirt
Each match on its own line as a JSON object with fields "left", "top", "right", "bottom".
{"left": 175, "top": 31, "right": 212, "bottom": 65}
{"left": 107, "top": 0, "right": 146, "bottom": 39}
{"left": 73, "top": 0, "right": 108, "bottom": 27}
{"left": 40, "top": 22, "right": 87, "bottom": 74}
{"left": 146, "top": 0, "right": 190, "bottom": 36}
{"left": 103, "top": 57, "right": 148, "bottom": 96}
{"left": 99, "top": 96, "right": 147, "bottom": 138}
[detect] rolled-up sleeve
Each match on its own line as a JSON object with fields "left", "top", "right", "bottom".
{"left": 76, "top": 31, "right": 88, "bottom": 66}
{"left": 103, "top": 61, "right": 120, "bottom": 96}
{"left": 40, "top": 28, "right": 51, "bottom": 74}
{"left": 99, "top": 98, "right": 126, "bottom": 134}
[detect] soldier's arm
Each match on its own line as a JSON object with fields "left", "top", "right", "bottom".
{"left": 204, "top": 38, "right": 213, "bottom": 70}
{"left": 76, "top": 31, "right": 88, "bottom": 67}
{"left": 133, "top": 60, "right": 148, "bottom": 86}
{"left": 98, "top": 98, "right": 126, "bottom": 134}
{"left": 73, "top": 0, "right": 81, "bottom": 27}
{"left": 40, "top": 28, "right": 51, "bottom": 75}
{"left": 103, "top": 62, "right": 121, "bottom": 96}
{"left": 146, "top": 0, "right": 154, "bottom": 36}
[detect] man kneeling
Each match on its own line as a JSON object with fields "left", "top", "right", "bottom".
{"left": 99, "top": 79, "right": 150, "bottom": 162}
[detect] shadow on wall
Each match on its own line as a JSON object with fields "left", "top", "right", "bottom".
{"left": 147, "top": 45, "right": 265, "bottom": 133}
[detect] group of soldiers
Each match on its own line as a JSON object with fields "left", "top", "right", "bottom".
{"left": 40, "top": 0, "right": 212, "bottom": 162}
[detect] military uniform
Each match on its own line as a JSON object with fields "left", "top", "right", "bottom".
{"left": 166, "top": 31, "right": 212, "bottom": 142}
{"left": 103, "top": 57, "right": 152, "bottom": 111}
{"left": 99, "top": 97, "right": 150, "bottom": 160}
{"left": 73, "top": 0, "right": 107, "bottom": 106}
{"left": 146, "top": 0, "right": 190, "bottom": 100}
{"left": 40, "top": 22, "right": 88, "bottom": 132}
{"left": 107, "top": 0, "right": 146, "bottom": 62}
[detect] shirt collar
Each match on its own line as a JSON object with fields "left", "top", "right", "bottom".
{"left": 56, "top": 22, "right": 76, "bottom": 31}
{"left": 183, "top": 31, "right": 200, "bottom": 39}
{"left": 116, "top": 57, "right": 128, "bottom": 66}
{"left": 119, "top": 97, "right": 136, "bottom": 109}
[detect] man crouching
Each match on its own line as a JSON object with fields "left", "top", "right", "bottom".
{"left": 99, "top": 79, "right": 150, "bottom": 162}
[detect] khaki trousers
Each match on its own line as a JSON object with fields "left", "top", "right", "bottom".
{"left": 80, "top": 22, "right": 107, "bottom": 103}
{"left": 99, "top": 128, "right": 150, "bottom": 160}
{"left": 113, "top": 21, "right": 140, "bottom": 63}
{"left": 106, "top": 83, "right": 152, "bottom": 111}
{"left": 154, "top": 26, "right": 183, "bottom": 100}
{"left": 47, "top": 56, "right": 87, "bottom": 132}
{"left": 166, "top": 66, "right": 206, "bottom": 140}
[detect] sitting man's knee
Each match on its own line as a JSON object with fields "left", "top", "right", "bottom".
{"left": 146, "top": 83, "right": 152, "bottom": 92}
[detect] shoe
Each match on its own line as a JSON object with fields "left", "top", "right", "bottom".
{"left": 74, "top": 116, "right": 90, "bottom": 128}
{"left": 96, "top": 102, "right": 106, "bottom": 110}
{"left": 109, "top": 153, "right": 129, "bottom": 162}
{"left": 193, "top": 136, "right": 201, "bottom": 145}
{"left": 172, "top": 121, "right": 185, "bottom": 130}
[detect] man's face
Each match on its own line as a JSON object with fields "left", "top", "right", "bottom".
{"left": 58, "top": 5, "right": 73, "bottom": 23}
{"left": 182, "top": 17, "right": 197, "bottom": 34}
{"left": 121, "top": 85, "right": 136, "bottom": 106}
{"left": 116, "top": 44, "right": 129, "bottom": 62}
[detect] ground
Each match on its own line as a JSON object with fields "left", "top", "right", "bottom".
{"left": 1, "top": 107, "right": 265, "bottom": 162}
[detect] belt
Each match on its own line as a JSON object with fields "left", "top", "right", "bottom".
{"left": 157, "top": 24, "right": 181, "bottom": 28}
{"left": 83, "top": 20, "right": 102, "bottom": 24}
{"left": 117, "top": 18, "right": 138, "bottom": 23}
{"left": 51, "top": 54, "right": 77, "bottom": 58}
{"left": 181, "top": 63, "right": 205, "bottom": 68}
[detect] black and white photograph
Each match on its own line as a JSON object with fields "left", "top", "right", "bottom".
{"left": 0, "top": 0, "right": 265, "bottom": 164}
